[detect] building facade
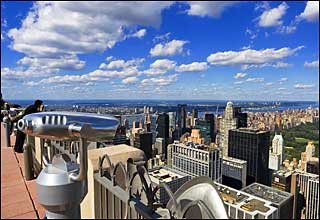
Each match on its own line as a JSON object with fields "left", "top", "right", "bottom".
{"left": 228, "top": 128, "right": 270, "bottom": 186}
{"left": 167, "top": 142, "right": 222, "bottom": 182}
{"left": 306, "top": 176, "right": 319, "bottom": 219}
{"left": 222, "top": 156, "right": 247, "bottom": 189}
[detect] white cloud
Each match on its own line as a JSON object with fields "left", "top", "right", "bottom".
{"left": 278, "top": 87, "right": 286, "bottom": 90}
{"left": 106, "top": 56, "right": 113, "bottom": 62}
{"left": 7, "top": 1, "right": 174, "bottom": 59}
{"left": 143, "top": 68, "right": 168, "bottom": 76}
{"left": 175, "top": 62, "right": 208, "bottom": 72}
{"left": 207, "top": 46, "right": 303, "bottom": 67}
{"left": 246, "top": 77, "right": 264, "bottom": 82}
{"left": 100, "top": 58, "right": 144, "bottom": 70}
{"left": 298, "top": 1, "right": 319, "bottom": 22}
{"left": 265, "top": 82, "right": 273, "bottom": 86}
{"left": 234, "top": 72, "right": 247, "bottom": 79}
{"left": 150, "top": 39, "right": 189, "bottom": 57}
{"left": 234, "top": 81, "right": 244, "bottom": 85}
{"left": 273, "top": 61, "right": 292, "bottom": 68}
{"left": 245, "top": 28, "right": 258, "bottom": 39}
{"left": 304, "top": 60, "right": 319, "bottom": 68}
{"left": 1, "top": 32, "right": 3, "bottom": 40}
{"left": 186, "top": 1, "right": 238, "bottom": 18}
{"left": 141, "top": 74, "right": 178, "bottom": 86}
{"left": 150, "top": 59, "right": 176, "bottom": 70}
{"left": 122, "top": 76, "right": 139, "bottom": 84}
{"left": 258, "top": 2, "right": 289, "bottom": 27}
{"left": 278, "top": 24, "right": 297, "bottom": 34}
{"left": 294, "top": 84, "right": 315, "bottom": 89}
{"left": 129, "top": 29, "right": 147, "bottom": 39}
{"left": 153, "top": 32, "right": 171, "bottom": 43}
{"left": 17, "top": 55, "right": 86, "bottom": 70}
{"left": 279, "top": 77, "right": 288, "bottom": 82}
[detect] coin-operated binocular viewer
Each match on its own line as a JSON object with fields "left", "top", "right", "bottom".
{"left": 18, "top": 112, "right": 119, "bottom": 219}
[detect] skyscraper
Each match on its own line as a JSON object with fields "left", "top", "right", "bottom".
{"left": 204, "top": 113, "right": 215, "bottom": 142}
{"left": 134, "top": 132, "right": 153, "bottom": 160}
{"left": 156, "top": 113, "right": 169, "bottom": 159}
{"left": 306, "top": 176, "right": 319, "bottom": 219}
{"left": 177, "top": 104, "right": 187, "bottom": 129}
{"left": 269, "top": 133, "right": 284, "bottom": 171}
{"left": 234, "top": 106, "right": 248, "bottom": 128}
{"left": 220, "top": 101, "right": 237, "bottom": 157}
{"left": 195, "top": 119, "right": 211, "bottom": 145}
{"left": 228, "top": 128, "right": 270, "bottom": 186}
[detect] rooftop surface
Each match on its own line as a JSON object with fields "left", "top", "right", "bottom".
{"left": 148, "top": 167, "right": 185, "bottom": 184}
{"left": 242, "top": 182, "right": 293, "bottom": 205}
{"left": 1, "top": 124, "right": 45, "bottom": 219}
{"left": 215, "top": 182, "right": 276, "bottom": 215}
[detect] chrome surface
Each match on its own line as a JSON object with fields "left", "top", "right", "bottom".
{"left": 17, "top": 111, "right": 119, "bottom": 142}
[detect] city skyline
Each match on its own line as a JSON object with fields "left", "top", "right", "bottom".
{"left": 1, "top": 1, "right": 319, "bottom": 101}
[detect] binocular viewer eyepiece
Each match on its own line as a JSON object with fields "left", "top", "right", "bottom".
{"left": 17, "top": 111, "right": 119, "bottom": 142}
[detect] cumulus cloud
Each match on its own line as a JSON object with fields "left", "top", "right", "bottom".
{"left": 234, "top": 72, "right": 247, "bottom": 79}
{"left": 207, "top": 46, "right": 303, "bottom": 68}
{"left": 153, "top": 32, "right": 171, "bottom": 43}
{"left": 175, "top": 62, "right": 208, "bottom": 72}
{"left": 278, "top": 77, "right": 288, "bottom": 84}
{"left": 100, "top": 58, "right": 144, "bottom": 70}
{"left": 17, "top": 55, "right": 86, "bottom": 70}
{"left": 128, "top": 29, "right": 147, "bottom": 39}
{"left": 246, "top": 77, "right": 264, "bottom": 82}
{"left": 186, "top": 1, "right": 238, "bottom": 18}
{"left": 298, "top": 1, "right": 319, "bottom": 22}
{"left": 7, "top": 1, "right": 174, "bottom": 59}
{"left": 150, "top": 59, "right": 176, "bottom": 70}
{"left": 258, "top": 2, "right": 289, "bottom": 27}
{"left": 141, "top": 74, "right": 178, "bottom": 86}
{"left": 294, "top": 84, "right": 315, "bottom": 89}
{"left": 122, "top": 76, "right": 139, "bottom": 84}
{"left": 150, "top": 39, "right": 189, "bottom": 57}
{"left": 304, "top": 60, "right": 319, "bottom": 68}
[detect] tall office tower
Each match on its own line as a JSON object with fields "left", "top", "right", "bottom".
{"left": 144, "top": 112, "right": 151, "bottom": 132}
{"left": 156, "top": 113, "right": 169, "bottom": 159}
{"left": 228, "top": 128, "right": 270, "bottom": 186}
{"left": 204, "top": 113, "right": 215, "bottom": 142}
{"left": 222, "top": 157, "right": 247, "bottom": 189}
{"left": 214, "top": 182, "right": 279, "bottom": 219}
{"left": 271, "top": 170, "right": 293, "bottom": 192}
{"left": 192, "top": 108, "right": 198, "bottom": 118}
{"left": 168, "top": 112, "right": 176, "bottom": 130}
{"left": 177, "top": 104, "right": 187, "bottom": 129}
{"left": 220, "top": 102, "right": 237, "bottom": 157}
{"left": 242, "top": 183, "right": 294, "bottom": 219}
{"left": 234, "top": 106, "right": 248, "bottom": 128}
{"left": 143, "top": 105, "right": 147, "bottom": 113}
{"left": 167, "top": 142, "right": 222, "bottom": 182}
{"left": 195, "top": 119, "right": 211, "bottom": 145}
{"left": 306, "top": 176, "right": 319, "bottom": 219}
{"left": 134, "top": 132, "right": 153, "bottom": 160}
{"left": 269, "top": 133, "right": 284, "bottom": 171}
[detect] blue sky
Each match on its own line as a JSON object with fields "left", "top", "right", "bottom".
{"left": 1, "top": 1, "right": 319, "bottom": 101}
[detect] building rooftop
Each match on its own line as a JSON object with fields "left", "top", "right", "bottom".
{"left": 148, "top": 167, "right": 186, "bottom": 184}
{"left": 241, "top": 182, "right": 293, "bottom": 205}
{"left": 215, "top": 182, "right": 277, "bottom": 215}
{"left": 232, "top": 127, "right": 268, "bottom": 134}
{"left": 223, "top": 156, "right": 247, "bottom": 165}
{"left": 273, "top": 169, "right": 294, "bottom": 178}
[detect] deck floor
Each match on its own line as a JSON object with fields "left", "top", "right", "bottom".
{"left": 1, "top": 125, "right": 46, "bottom": 219}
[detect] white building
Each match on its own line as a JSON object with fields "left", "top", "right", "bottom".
{"left": 220, "top": 102, "right": 237, "bottom": 157}
{"left": 306, "top": 176, "right": 319, "bottom": 219}
{"left": 269, "top": 133, "right": 284, "bottom": 171}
